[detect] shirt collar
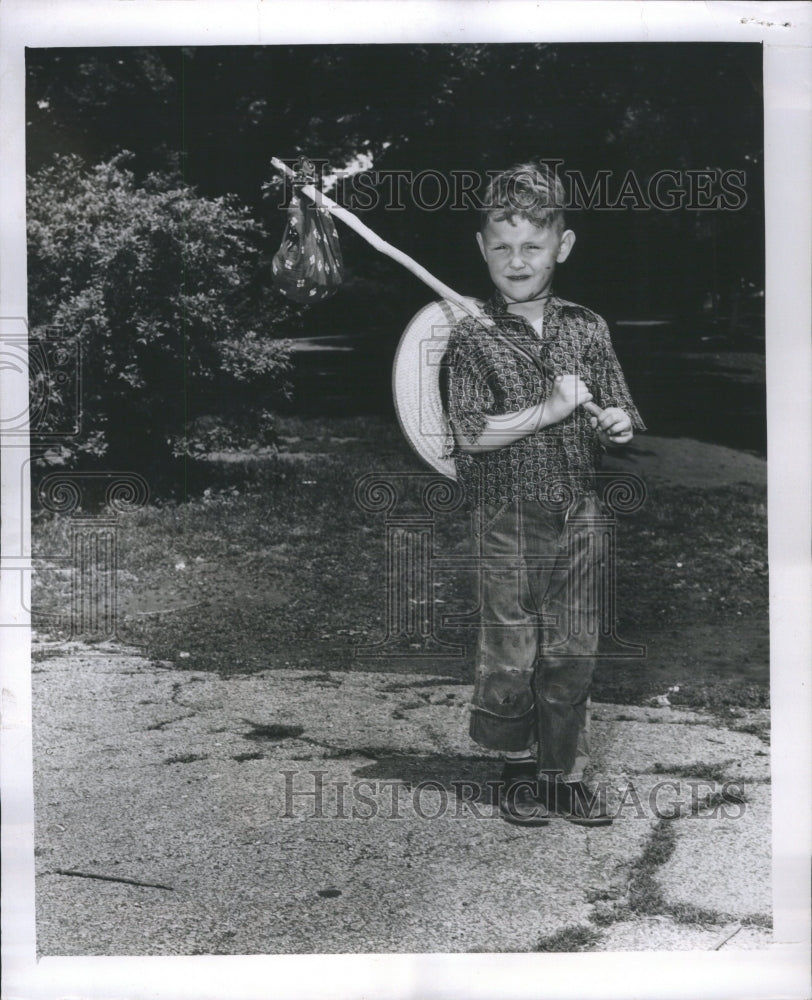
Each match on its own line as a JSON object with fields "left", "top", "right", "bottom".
{"left": 484, "top": 290, "right": 559, "bottom": 323}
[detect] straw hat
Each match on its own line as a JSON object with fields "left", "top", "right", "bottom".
{"left": 392, "top": 298, "right": 485, "bottom": 479}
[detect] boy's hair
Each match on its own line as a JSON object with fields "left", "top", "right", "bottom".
{"left": 480, "top": 161, "right": 567, "bottom": 234}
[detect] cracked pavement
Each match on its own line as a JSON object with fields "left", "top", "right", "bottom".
{"left": 32, "top": 642, "right": 772, "bottom": 954}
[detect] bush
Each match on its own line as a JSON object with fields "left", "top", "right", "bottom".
{"left": 27, "top": 152, "right": 294, "bottom": 477}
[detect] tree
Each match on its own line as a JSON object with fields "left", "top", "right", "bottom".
{"left": 26, "top": 45, "right": 764, "bottom": 363}
{"left": 27, "top": 153, "right": 293, "bottom": 480}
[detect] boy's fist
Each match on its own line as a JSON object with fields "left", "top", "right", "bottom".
{"left": 547, "top": 374, "right": 593, "bottom": 421}
{"left": 589, "top": 406, "right": 633, "bottom": 446}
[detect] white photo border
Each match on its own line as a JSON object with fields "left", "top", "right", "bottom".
{"left": 2, "top": 3, "right": 809, "bottom": 999}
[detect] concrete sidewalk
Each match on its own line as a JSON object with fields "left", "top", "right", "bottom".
{"left": 32, "top": 642, "right": 771, "bottom": 955}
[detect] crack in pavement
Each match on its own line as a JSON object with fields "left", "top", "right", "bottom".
{"left": 145, "top": 713, "right": 197, "bottom": 731}
{"left": 48, "top": 868, "right": 174, "bottom": 891}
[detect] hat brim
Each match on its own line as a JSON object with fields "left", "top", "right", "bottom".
{"left": 392, "top": 299, "right": 482, "bottom": 479}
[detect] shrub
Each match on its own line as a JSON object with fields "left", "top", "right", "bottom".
{"left": 27, "top": 152, "right": 294, "bottom": 478}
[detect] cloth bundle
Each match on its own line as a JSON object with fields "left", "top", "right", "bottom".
{"left": 271, "top": 191, "right": 344, "bottom": 303}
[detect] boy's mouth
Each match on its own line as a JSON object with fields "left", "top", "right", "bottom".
{"left": 506, "top": 274, "right": 530, "bottom": 281}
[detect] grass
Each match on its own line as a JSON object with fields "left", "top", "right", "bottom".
{"left": 622, "top": 820, "right": 691, "bottom": 921}
{"left": 163, "top": 753, "right": 208, "bottom": 765}
{"left": 535, "top": 924, "right": 603, "bottom": 952}
{"left": 652, "top": 760, "right": 738, "bottom": 783}
{"left": 731, "top": 720, "right": 770, "bottom": 743}
{"left": 30, "top": 415, "right": 770, "bottom": 708}
{"left": 591, "top": 815, "right": 768, "bottom": 932}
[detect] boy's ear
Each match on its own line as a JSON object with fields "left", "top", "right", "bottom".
{"left": 556, "top": 229, "right": 576, "bottom": 263}
{"left": 476, "top": 231, "right": 486, "bottom": 261}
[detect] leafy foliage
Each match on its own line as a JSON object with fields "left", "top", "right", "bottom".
{"left": 27, "top": 153, "right": 293, "bottom": 473}
{"left": 27, "top": 45, "right": 764, "bottom": 322}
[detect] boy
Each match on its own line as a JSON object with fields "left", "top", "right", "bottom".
{"left": 444, "top": 162, "right": 645, "bottom": 827}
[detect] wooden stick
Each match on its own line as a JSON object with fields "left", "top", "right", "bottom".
{"left": 270, "top": 158, "right": 485, "bottom": 322}
{"left": 270, "top": 157, "right": 605, "bottom": 421}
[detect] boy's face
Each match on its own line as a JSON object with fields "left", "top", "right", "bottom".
{"left": 476, "top": 215, "right": 575, "bottom": 304}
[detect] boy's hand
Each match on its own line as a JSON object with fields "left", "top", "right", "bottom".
{"left": 546, "top": 374, "right": 593, "bottom": 423}
{"left": 590, "top": 407, "right": 633, "bottom": 446}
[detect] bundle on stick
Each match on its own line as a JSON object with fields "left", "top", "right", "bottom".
{"left": 269, "top": 157, "right": 483, "bottom": 319}
{"left": 268, "top": 156, "right": 604, "bottom": 478}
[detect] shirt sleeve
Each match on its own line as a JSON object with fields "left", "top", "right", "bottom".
{"left": 445, "top": 323, "right": 495, "bottom": 449}
{"left": 587, "top": 317, "right": 647, "bottom": 432}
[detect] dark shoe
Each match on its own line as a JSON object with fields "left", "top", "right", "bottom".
{"left": 538, "top": 777, "right": 613, "bottom": 827}
{"left": 498, "top": 762, "right": 549, "bottom": 827}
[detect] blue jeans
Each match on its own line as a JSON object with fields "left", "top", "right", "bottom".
{"left": 469, "top": 494, "right": 604, "bottom": 781}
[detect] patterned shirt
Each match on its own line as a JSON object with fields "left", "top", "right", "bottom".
{"left": 444, "top": 291, "right": 646, "bottom": 506}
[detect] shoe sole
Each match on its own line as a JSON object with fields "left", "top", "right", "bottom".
{"left": 500, "top": 812, "right": 551, "bottom": 827}
{"left": 563, "top": 814, "right": 613, "bottom": 827}
{"left": 499, "top": 802, "right": 550, "bottom": 827}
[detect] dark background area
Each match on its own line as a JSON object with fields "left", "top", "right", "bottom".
{"left": 26, "top": 43, "right": 770, "bottom": 708}
{"left": 26, "top": 43, "right": 766, "bottom": 454}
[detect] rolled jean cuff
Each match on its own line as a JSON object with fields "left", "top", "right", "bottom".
{"left": 469, "top": 705, "right": 535, "bottom": 752}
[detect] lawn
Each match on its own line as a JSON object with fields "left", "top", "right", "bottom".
{"left": 31, "top": 415, "right": 769, "bottom": 711}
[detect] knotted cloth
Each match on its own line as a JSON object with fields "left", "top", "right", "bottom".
{"left": 271, "top": 172, "right": 344, "bottom": 303}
